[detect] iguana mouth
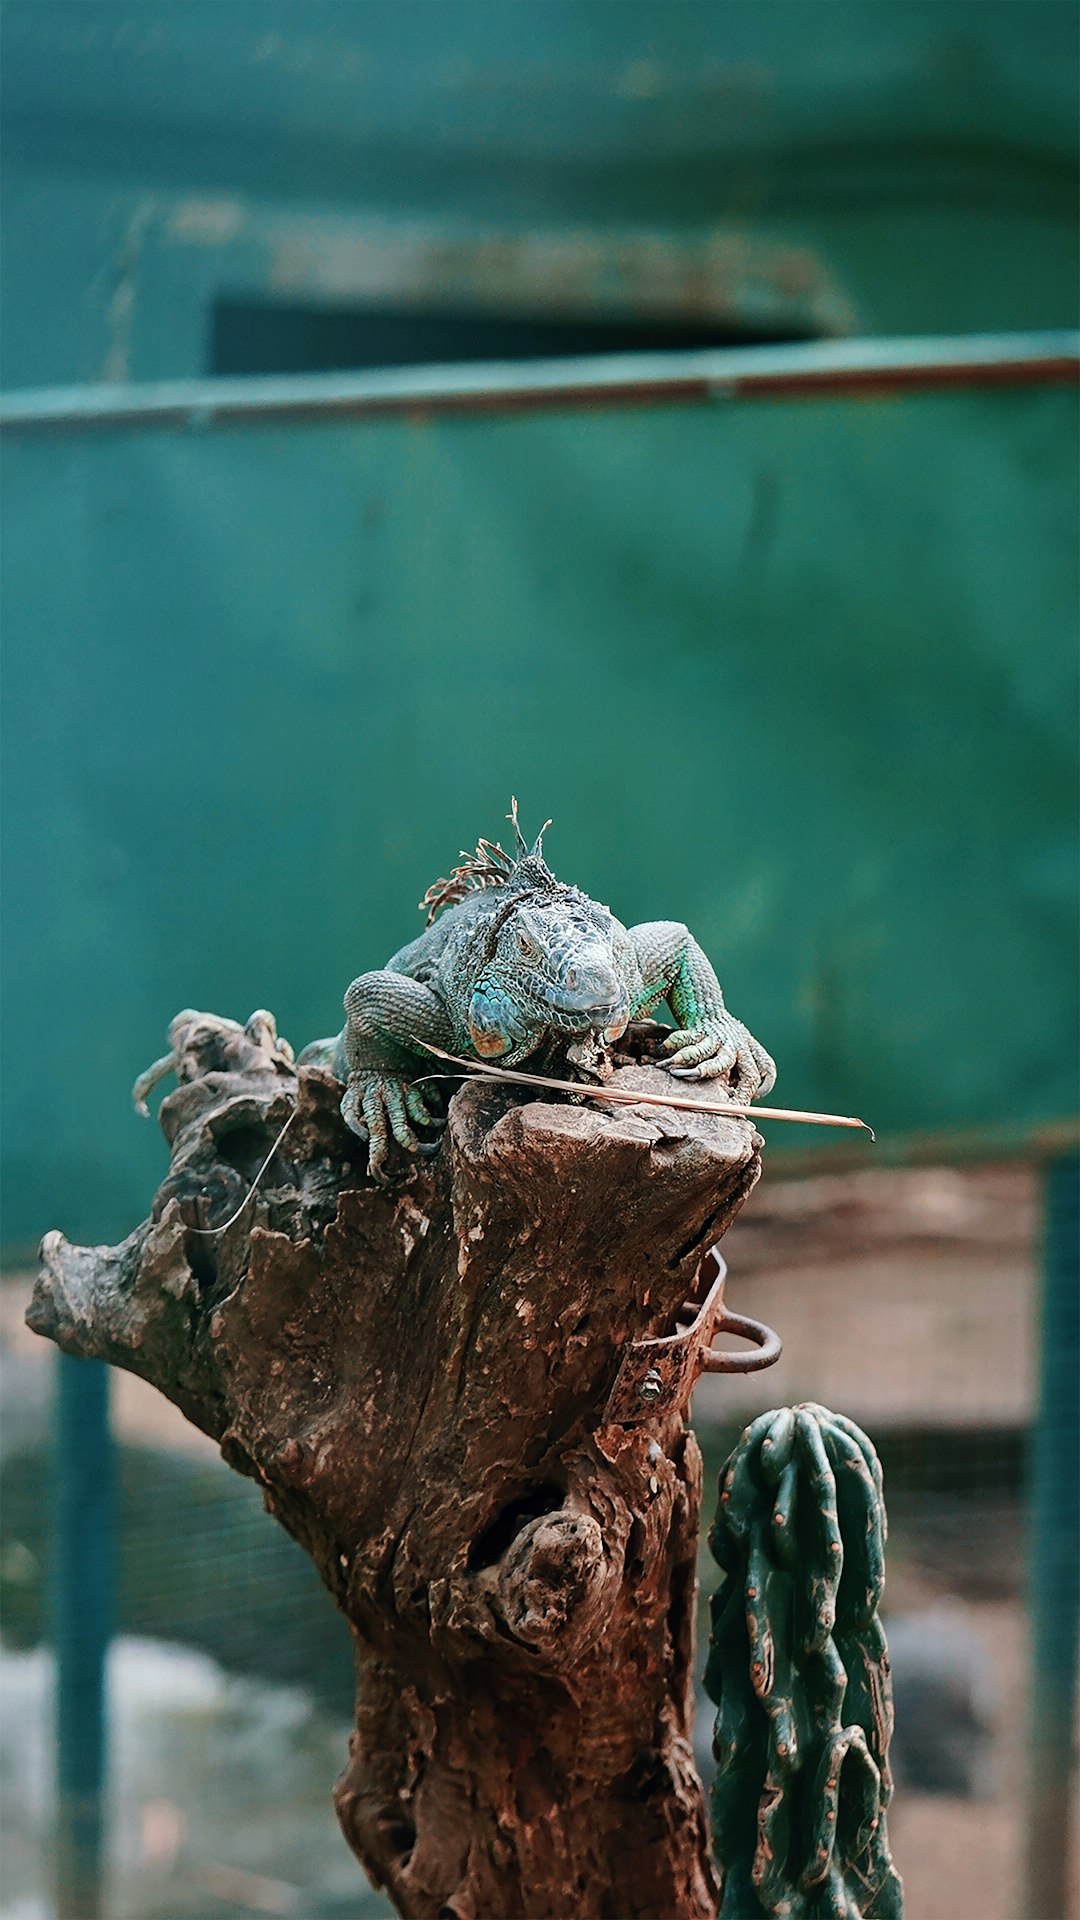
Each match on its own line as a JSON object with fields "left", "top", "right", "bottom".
{"left": 564, "top": 1032, "right": 616, "bottom": 1082}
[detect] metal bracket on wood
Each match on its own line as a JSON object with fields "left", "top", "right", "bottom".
{"left": 602, "top": 1246, "right": 782, "bottom": 1427}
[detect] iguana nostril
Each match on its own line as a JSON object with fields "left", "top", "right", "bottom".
{"left": 565, "top": 968, "right": 578, "bottom": 989}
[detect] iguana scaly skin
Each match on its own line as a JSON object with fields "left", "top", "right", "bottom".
{"left": 300, "top": 809, "right": 776, "bottom": 1181}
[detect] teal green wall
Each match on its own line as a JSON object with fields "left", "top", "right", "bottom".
{"left": 2, "top": 1, "right": 1078, "bottom": 388}
{"left": 2, "top": 3, "right": 1077, "bottom": 1251}
{"left": 3, "top": 380, "right": 1076, "bottom": 1248}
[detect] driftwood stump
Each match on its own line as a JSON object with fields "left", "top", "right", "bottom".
{"left": 29, "top": 1015, "right": 761, "bottom": 1919}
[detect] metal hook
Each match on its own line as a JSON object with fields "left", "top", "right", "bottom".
{"left": 601, "top": 1244, "right": 782, "bottom": 1426}
{"left": 700, "top": 1306, "right": 784, "bottom": 1374}
{"left": 695, "top": 1246, "right": 784, "bottom": 1375}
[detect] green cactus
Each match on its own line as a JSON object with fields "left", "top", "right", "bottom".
{"left": 705, "top": 1404, "right": 903, "bottom": 1919}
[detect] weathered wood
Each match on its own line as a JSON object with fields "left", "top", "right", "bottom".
{"left": 28, "top": 1015, "right": 761, "bottom": 1919}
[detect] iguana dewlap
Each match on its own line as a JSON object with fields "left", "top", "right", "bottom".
{"left": 300, "top": 808, "right": 775, "bottom": 1181}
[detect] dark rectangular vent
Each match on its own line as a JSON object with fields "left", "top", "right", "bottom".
{"left": 210, "top": 297, "right": 811, "bottom": 377}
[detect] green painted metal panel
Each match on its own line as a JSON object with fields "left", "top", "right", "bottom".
{"left": 2, "top": 357, "right": 1077, "bottom": 1250}
{"left": 6, "top": 0, "right": 1076, "bottom": 171}
{"left": 1, "top": 2, "right": 1077, "bottom": 390}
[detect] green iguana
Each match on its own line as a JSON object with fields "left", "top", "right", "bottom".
{"left": 299, "top": 805, "right": 775, "bottom": 1180}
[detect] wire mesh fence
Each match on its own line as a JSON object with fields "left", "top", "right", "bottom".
{"left": 1, "top": 1158, "right": 1076, "bottom": 1919}
{"left": 696, "top": 1161, "right": 1059, "bottom": 1920}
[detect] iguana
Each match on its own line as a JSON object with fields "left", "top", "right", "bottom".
{"left": 299, "top": 805, "right": 775, "bottom": 1180}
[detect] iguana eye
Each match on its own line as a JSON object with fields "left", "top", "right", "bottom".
{"left": 516, "top": 928, "right": 538, "bottom": 959}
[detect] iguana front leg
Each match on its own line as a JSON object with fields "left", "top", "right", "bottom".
{"left": 626, "top": 921, "right": 776, "bottom": 1099}
{"left": 337, "top": 972, "right": 455, "bottom": 1181}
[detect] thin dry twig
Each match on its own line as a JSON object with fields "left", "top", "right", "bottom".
{"left": 414, "top": 1044, "right": 874, "bottom": 1136}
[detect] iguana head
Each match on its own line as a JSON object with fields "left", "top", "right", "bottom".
{"left": 422, "top": 808, "right": 630, "bottom": 1068}
{"left": 466, "top": 854, "right": 629, "bottom": 1064}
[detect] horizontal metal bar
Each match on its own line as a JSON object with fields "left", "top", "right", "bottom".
{"left": 2, "top": 332, "right": 1077, "bottom": 435}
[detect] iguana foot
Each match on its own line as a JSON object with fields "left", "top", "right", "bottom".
{"left": 661, "top": 1014, "right": 776, "bottom": 1100}
{"left": 341, "top": 1073, "right": 445, "bottom": 1182}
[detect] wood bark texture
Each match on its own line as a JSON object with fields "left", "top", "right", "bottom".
{"left": 28, "top": 1013, "right": 762, "bottom": 1920}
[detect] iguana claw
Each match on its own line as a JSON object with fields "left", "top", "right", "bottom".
{"left": 662, "top": 1014, "right": 776, "bottom": 1100}
{"left": 341, "top": 1072, "right": 444, "bottom": 1182}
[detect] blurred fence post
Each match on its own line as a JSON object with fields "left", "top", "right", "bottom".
{"left": 1024, "top": 1152, "right": 1079, "bottom": 1920}
{"left": 53, "top": 1354, "right": 113, "bottom": 1920}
